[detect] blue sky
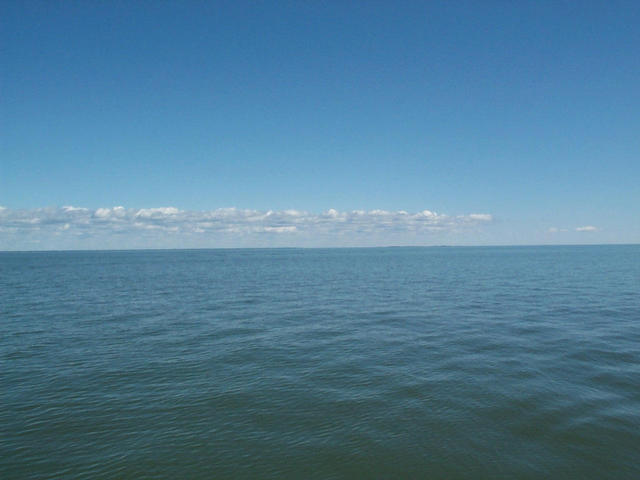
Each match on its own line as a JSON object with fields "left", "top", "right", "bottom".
{"left": 2, "top": 1, "right": 639, "bottom": 249}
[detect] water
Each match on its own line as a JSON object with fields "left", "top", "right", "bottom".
{"left": 1, "top": 246, "right": 639, "bottom": 479}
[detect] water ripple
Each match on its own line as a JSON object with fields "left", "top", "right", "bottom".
{"left": 1, "top": 246, "right": 639, "bottom": 479}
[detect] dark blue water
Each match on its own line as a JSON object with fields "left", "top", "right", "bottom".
{"left": 1, "top": 246, "right": 639, "bottom": 479}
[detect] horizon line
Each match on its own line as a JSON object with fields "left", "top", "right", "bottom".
{"left": 2, "top": 242, "right": 638, "bottom": 254}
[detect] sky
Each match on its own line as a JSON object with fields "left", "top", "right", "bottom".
{"left": 1, "top": 1, "right": 639, "bottom": 249}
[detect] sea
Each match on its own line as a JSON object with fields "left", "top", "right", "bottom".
{"left": 1, "top": 245, "right": 639, "bottom": 479}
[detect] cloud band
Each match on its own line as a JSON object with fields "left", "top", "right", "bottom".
{"left": 0, "top": 206, "right": 493, "bottom": 249}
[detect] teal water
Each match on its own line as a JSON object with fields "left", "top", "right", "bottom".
{"left": 1, "top": 246, "right": 639, "bottom": 479}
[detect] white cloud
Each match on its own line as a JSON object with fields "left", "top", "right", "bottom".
{"left": 468, "top": 214, "right": 493, "bottom": 221}
{"left": 575, "top": 225, "right": 598, "bottom": 232}
{"left": 261, "top": 226, "right": 298, "bottom": 233}
{"left": 94, "top": 208, "right": 112, "bottom": 218}
{"left": 62, "top": 205, "right": 88, "bottom": 212}
{"left": 135, "top": 207, "right": 180, "bottom": 218}
{"left": 0, "top": 206, "right": 494, "bottom": 249}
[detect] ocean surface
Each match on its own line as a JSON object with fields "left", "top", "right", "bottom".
{"left": 1, "top": 246, "right": 639, "bottom": 479}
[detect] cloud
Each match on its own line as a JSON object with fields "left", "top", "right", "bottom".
{"left": 0, "top": 206, "right": 494, "bottom": 249}
{"left": 549, "top": 226, "right": 599, "bottom": 234}
{"left": 468, "top": 214, "right": 492, "bottom": 221}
